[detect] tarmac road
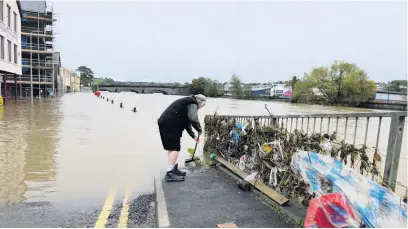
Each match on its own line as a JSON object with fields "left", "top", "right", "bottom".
{"left": 0, "top": 193, "right": 156, "bottom": 228}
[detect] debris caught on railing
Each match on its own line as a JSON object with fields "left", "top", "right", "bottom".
{"left": 203, "top": 113, "right": 404, "bottom": 227}
{"left": 204, "top": 114, "right": 383, "bottom": 202}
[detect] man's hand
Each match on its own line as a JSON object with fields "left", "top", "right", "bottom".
{"left": 194, "top": 137, "right": 200, "bottom": 143}
{"left": 194, "top": 133, "right": 201, "bottom": 143}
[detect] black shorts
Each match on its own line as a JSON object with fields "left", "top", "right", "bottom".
{"left": 158, "top": 124, "right": 181, "bottom": 151}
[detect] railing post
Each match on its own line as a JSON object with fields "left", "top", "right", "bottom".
{"left": 383, "top": 113, "right": 406, "bottom": 191}
{"left": 272, "top": 117, "right": 277, "bottom": 126}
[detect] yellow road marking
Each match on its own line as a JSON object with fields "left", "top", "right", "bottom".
{"left": 95, "top": 187, "right": 117, "bottom": 228}
{"left": 117, "top": 187, "right": 133, "bottom": 228}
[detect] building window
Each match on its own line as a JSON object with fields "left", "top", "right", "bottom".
{"left": 7, "top": 4, "right": 10, "bottom": 27}
{"left": 13, "top": 11, "right": 16, "bottom": 31}
{"left": 0, "top": 1, "right": 3, "bottom": 22}
{"left": 0, "top": 36, "right": 4, "bottom": 60}
{"left": 7, "top": 40, "right": 11, "bottom": 62}
{"left": 13, "top": 44, "right": 17, "bottom": 64}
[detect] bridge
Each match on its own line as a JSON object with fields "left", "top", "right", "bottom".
{"left": 97, "top": 84, "right": 190, "bottom": 95}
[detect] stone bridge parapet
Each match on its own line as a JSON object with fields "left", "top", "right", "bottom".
{"left": 98, "top": 84, "right": 190, "bottom": 95}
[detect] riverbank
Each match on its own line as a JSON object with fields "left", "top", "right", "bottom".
{"left": 202, "top": 95, "right": 406, "bottom": 111}
{"left": 360, "top": 101, "right": 407, "bottom": 111}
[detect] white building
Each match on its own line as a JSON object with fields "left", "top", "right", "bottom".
{"left": 60, "top": 66, "right": 80, "bottom": 93}
{"left": 0, "top": 0, "right": 22, "bottom": 97}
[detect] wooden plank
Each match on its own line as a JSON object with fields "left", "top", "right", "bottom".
{"left": 216, "top": 223, "right": 238, "bottom": 228}
{"left": 216, "top": 157, "right": 289, "bottom": 205}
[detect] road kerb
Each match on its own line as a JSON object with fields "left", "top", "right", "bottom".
{"left": 154, "top": 173, "right": 170, "bottom": 228}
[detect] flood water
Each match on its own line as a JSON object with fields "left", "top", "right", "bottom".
{"left": 0, "top": 92, "right": 406, "bottom": 207}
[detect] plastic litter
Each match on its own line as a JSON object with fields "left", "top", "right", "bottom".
{"left": 305, "top": 192, "right": 360, "bottom": 228}
{"left": 292, "top": 151, "right": 408, "bottom": 228}
{"left": 239, "top": 155, "right": 246, "bottom": 170}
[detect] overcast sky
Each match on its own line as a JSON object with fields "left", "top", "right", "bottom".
{"left": 51, "top": 0, "right": 407, "bottom": 83}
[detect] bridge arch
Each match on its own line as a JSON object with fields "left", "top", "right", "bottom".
{"left": 151, "top": 89, "right": 168, "bottom": 95}
{"left": 130, "top": 89, "right": 140, "bottom": 93}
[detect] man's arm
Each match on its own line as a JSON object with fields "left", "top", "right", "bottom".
{"left": 187, "top": 104, "right": 202, "bottom": 133}
{"left": 185, "top": 124, "right": 196, "bottom": 139}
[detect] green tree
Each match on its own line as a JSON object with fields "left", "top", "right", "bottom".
{"left": 76, "top": 66, "right": 95, "bottom": 86}
{"left": 285, "top": 76, "right": 298, "bottom": 91}
{"left": 94, "top": 77, "right": 116, "bottom": 85}
{"left": 188, "top": 77, "right": 207, "bottom": 95}
{"left": 203, "top": 78, "right": 223, "bottom": 97}
{"left": 188, "top": 77, "right": 223, "bottom": 97}
{"left": 292, "top": 61, "right": 376, "bottom": 106}
{"left": 229, "top": 74, "right": 244, "bottom": 99}
{"left": 242, "top": 84, "right": 255, "bottom": 100}
{"left": 384, "top": 80, "right": 407, "bottom": 93}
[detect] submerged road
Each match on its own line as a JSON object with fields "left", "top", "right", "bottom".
{"left": 0, "top": 92, "right": 406, "bottom": 227}
{"left": 0, "top": 94, "right": 161, "bottom": 227}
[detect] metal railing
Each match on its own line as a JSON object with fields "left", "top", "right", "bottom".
{"left": 210, "top": 111, "right": 407, "bottom": 192}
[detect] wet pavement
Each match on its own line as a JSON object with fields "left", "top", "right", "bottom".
{"left": 162, "top": 166, "right": 294, "bottom": 228}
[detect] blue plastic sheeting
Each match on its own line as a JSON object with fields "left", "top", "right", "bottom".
{"left": 292, "top": 151, "right": 407, "bottom": 228}
{"left": 230, "top": 122, "right": 243, "bottom": 145}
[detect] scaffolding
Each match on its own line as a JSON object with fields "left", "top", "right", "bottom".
{"left": 19, "top": 2, "right": 56, "bottom": 98}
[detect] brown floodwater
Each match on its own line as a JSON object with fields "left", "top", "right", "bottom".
{"left": 0, "top": 92, "right": 406, "bottom": 206}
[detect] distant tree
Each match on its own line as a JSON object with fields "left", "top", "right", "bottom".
{"left": 93, "top": 77, "right": 115, "bottom": 85}
{"left": 285, "top": 76, "right": 298, "bottom": 91}
{"left": 204, "top": 78, "right": 223, "bottom": 97}
{"left": 229, "top": 74, "right": 244, "bottom": 99}
{"left": 292, "top": 61, "right": 376, "bottom": 106}
{"left": 242, "top": 84, "right": 255, "bottom": 100}
{"left": 76, "top": 66, "right": 94, "bottom": 86}
{"left": 104, "top": 78, "right": 116, "bottom": 84}
{"left": 384, "top": 80, "right": 407, "bottom": 93}
{"left": 188, "top": 77, "right": 207, "bottom": 95}
{"left": 188, "top": 77, "right": 223, "bottom": 97}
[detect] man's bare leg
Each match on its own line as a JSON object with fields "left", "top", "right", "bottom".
{"left": 167, "top": 150, "right": 179, "bottom": 171}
